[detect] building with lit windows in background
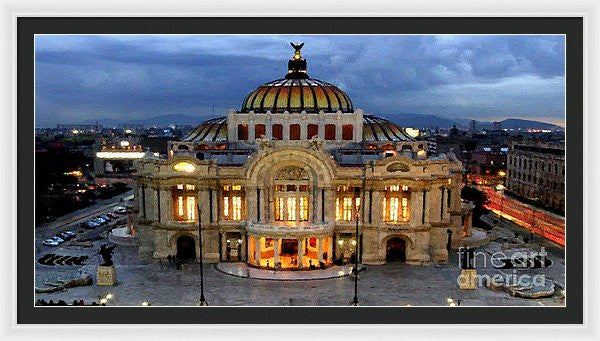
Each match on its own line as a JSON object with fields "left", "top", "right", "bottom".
{"left": 133, "top": 43, "right": 473, "bottom": 269}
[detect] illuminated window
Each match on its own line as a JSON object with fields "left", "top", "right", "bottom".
{"left": 273, "top": 178, "right": 309, "bottom": 223}
{"left": 223, "top": 185, "right": 245, "bottom": 221}
{"left": 389, "top": 197, "right": 399, "bottom": 221}
{"left": 336, "top": 186, "right": 360, "bottom": 221}
{"left": 299, "top": 197, "right": 309, "bottom": 221}
{"left": 275, "top": 197, "right": 285, "bottom": 221}
{"left": 223, "top": 196, "right": 229, "bottom": 217}
{"left": 343, "top": 197, "right": 353, "bottom": 221}
{"left": 232, "top": 196, "right": 242, "bottom": 220}
{"left": 186, "top": 197, "right": 196, "bottom": 221}
{"left": 383, "top": 185, "right": 411, "bottom": 223}
{"left": 173, "top": 184, "right": 197, "bottom": 222}
{"left": 172, "top": 161, "right": 196, "bottom": 173}
{"left": 402, "top": 197, "right": 408, "bottom": 219}
{"left": 287, "top": 197, "right": 296, "bottom": 221}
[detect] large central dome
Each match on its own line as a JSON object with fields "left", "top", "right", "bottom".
{"left": 240, "top": 43, "right": 353, "bottom": 114}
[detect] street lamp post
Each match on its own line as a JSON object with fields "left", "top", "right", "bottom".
{"left": 352, "top": 161, "right": 373, "bottom": 306}
{"left": 197, "top": 204, "right": 208, "bottom": 306}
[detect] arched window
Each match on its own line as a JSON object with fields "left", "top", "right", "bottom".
{"left": 342, "top": 124, "right": 353, "bottom": 140}
{"left": 307, "top": 124, "right": 318, "bottom": 139}
{"left": 255, "top": 124, "right": 266, "bottom": 139}
{"left": 325, "top": 124, "right": 336, "bottom": 140}
{"left": 273, "top": 166, "right": 310, "bottom": 222}
{"left": 290, "top": 124, "right": 301, "bottom": 140}
{"left": 237, "top": 124, "right": 248, "bottom": 141}
{"left": 272, "top": 124, "right": 283, "bottom": 140}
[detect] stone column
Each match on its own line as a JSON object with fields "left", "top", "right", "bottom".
{"left": 300, "top": 123, "right": 307, "bottom": 141}
{"left": 423, "top": 189, "right": 430, "bottom": 224}
{"left": 318, "top": 237, "right": 323, "bottom": 262}
{"left": 257, "top": 186, "right": 264, "bottom": 223}
{"left": 324, "top": 188, "right": 336, "bottom": 222}
{"left": 371, "top": 190, "right": 383, "bottom": 226}
{"left": 283, "top": 124, "right": 290, "bottom": 140}
{"left": 199, "top": 188, "right": 211, "bottom": 225}
{"left": 212, "top": 188, "right": 220, "bottom": 223}
{"left": 411, "top": 189, "right": 423, "bottom": 226}
{"left": 363, "top": 188, "right": 371, "bottom": 223}
{"left": 255, "top": 237, "right": 261, "bottom": 266}
{"left": 298, "top": 238, "right": 305, "bottom": 268}
{"left": 265, "top": 119, "right": 273, "bottom": 139}
{"left": 246, "top": 186, "right": 257, "bottom": 223}
{"left": 274, "top": 238, "right": 280, "bottom": 267}
{"left": 248, "top": 123, "right": 255, "bottom": 141}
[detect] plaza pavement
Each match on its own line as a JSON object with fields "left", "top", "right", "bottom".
{"left": 34, "top": 227, "right": 565, "bottom": 306}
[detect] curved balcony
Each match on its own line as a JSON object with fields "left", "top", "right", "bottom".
{"left": 246, "top": 221, "right": 334, "bottom": 237}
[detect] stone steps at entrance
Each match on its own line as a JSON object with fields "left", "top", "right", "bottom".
{"left": 216, "top": 262, "right": 364, "bottom": 281}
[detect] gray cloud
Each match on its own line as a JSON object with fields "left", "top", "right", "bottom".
{"left": 35, "top": 34, "right": 565, "bottom": 127}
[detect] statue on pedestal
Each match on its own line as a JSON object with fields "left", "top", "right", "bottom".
{"left": 96, "top": 244, "right": 117, "bottom": 286}
{"left": 98, "top": 244, "right": 116, "bottom": 266}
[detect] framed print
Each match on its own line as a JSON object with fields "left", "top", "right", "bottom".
{"left": 10, "top": 15, "right": 586, "bottom": 329}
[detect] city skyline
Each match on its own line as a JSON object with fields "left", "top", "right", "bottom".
{"left": 35, "top": 34, "right": 565, "bottom": 127}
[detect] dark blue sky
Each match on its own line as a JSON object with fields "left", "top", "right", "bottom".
{"left": 35, "top": 34, "right": 565, "bottom": 127}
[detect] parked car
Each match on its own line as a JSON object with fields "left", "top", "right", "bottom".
{"left": 107, "top": 213, "right": 120, "bottom": 219}
{"left": 82, "top": 221, "right": 99, "bottom": 229}
{"left": 114, "top": 206, "right": 127, "bottom": 214}
{"left": 64, "top": 231, "right": 76, "bottom": 237}
{"left": 58, "top": 232, "right": 73, "bottom": 240}
{"left": 49, "top": 236, "right": 64, "bottom": 244}
{"left": 93, "top": 217, "right": 106, "bottom": 225}
{"left": 42, "top": 239, "right": 59, "bottom": 247}
{"left": 100, "top": 214, "right": 112, "bottom": 222}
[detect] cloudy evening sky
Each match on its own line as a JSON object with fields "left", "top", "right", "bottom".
{"left": 35, "top": 35, "right": 565, "bottom": 127}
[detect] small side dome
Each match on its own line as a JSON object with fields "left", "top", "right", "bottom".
{"left": 181, "top": 117, "right": 228, "bottom": 142}
{"left": 362, "top": 115, "right": 415, "bottom": 142}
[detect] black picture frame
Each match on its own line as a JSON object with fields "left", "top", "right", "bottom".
{"left": 18, "top": 17, "right": 583, "bottom": 324}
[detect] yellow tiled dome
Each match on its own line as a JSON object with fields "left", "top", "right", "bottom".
{"left": 240, "top": 42, "right": 353, "bottom": 114}
{"left": 241, "top": 78, "right": 353, "bottom": 114}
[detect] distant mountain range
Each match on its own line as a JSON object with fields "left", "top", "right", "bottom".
{"left": 82, "top": 113, "right": 563, "bottom": 131}
{"left": 383, "top": 113, "right": 562, "bottom": 131}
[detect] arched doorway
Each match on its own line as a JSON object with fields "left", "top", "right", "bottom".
{"left": 386, "top": 238, "right": 406, "bottom": 262}
{"left": 177, "top": 235, "right": 196, "bottom": 260}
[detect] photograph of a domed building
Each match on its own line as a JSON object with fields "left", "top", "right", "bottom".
{"left": 135, "top": 42, "right": 470, "bottom": 269}
{"left": 34, "top": 35, "right": 566, "bottom": 307}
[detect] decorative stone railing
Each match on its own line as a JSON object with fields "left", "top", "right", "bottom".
{"left": 246, "top": 221, "right": 334, "bottom": 236}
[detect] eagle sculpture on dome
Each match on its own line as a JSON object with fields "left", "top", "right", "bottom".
{"left": 290, "top": 42, "right": 304, "bottom": 51}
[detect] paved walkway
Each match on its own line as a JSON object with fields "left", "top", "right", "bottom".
{"left": 216, "top": 263, "right": 361, "bottom": 281}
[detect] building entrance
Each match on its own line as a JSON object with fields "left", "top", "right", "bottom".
{"left": 176, "top": 235, "right": 196, "bottom": 260}
{"left": 386, "top": 237, "right": 406, "bottom": 262}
